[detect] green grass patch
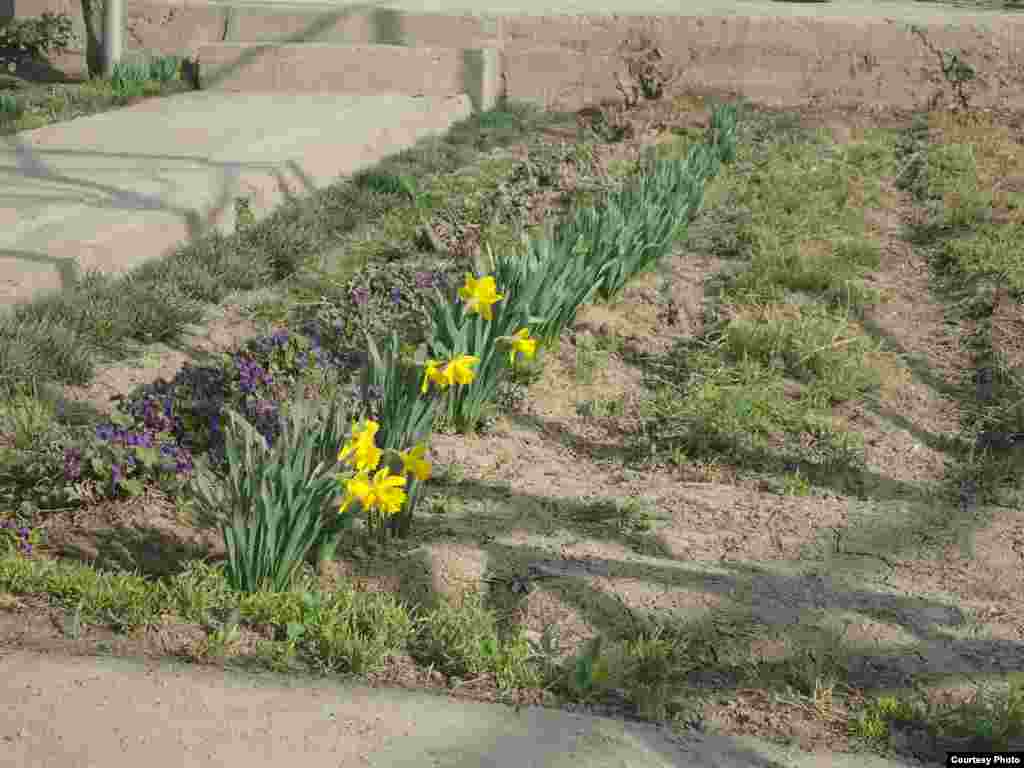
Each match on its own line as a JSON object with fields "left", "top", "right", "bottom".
{"left": 937, "top": 223, "right": 1024, "bottom": 294}
{"left": 640, "top": 348, "right": 865, "bottom": 474}
{"left": 0, "top": 55, "right": 192, "bottom": 136}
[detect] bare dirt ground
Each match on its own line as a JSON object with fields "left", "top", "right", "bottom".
{"left": 3, "top": 85, "right": 1024, "bottom": 766}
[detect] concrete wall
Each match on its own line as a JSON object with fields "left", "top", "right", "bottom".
{"left": 6, "top": 0, "right": 1024, "bottom": 114}
{"left": 495, "top": 13, "right": 1024, "bottom": 112}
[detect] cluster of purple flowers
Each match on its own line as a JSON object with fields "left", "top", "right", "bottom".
{"left": 247, "top": 328, "right": 291, "bottom": 358}
{"left": 139, "top": 395, "right": 179, "bottom": 434}
{"left": 1, "top": 521, "right": 35, "bottom": 557}
{"left": 62, "top": 420, "right": 194, "bottom": 489}
{"left": 245, "top": 325, "right": 349, "bottom": 377}
{"left": 62, "top": 323, "right": 365, "bottom": 494}
{"left": 63, "top": 446, "right": 83, "bottom": 480}
{"left": 118, "top": 369, "right": 222, "bottom": 452}
{"left": 234, "top": 353, "right": 274, "bottom": 395}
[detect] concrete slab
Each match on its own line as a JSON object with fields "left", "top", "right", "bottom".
{"left": 0, "top": 648, "right": 925, "bottom": 768}
{"left": 195, "top": 42, "right": 502, "bottom": 113}
{"left": 0, "top": 90, "right": 472, "bottom": 314}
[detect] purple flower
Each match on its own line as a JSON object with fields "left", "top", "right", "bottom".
{"left": 176, "top": 454, "right": 193, "bottom": 474}
{"left": 95, "top": 424, "right": 115, "bottom": 442}
{"left": 351, "top": 286, "right": 370, "bottom": 306}
{"left": 415, "top": 271, "right": 434, "bottom": 290}
{"left": 271, "top": 329, "right": 290, "bottom": 345}
{"left": 111, "top": 464, "right": 123, "bottom": 487}
{"left": 143, "top": 400, "right": 170, "bottom": 431}
{"left": 63, "top": 447, "right": 83, "bottom": 480}
{"left": 390, "top": 286, "right": 402, "bottom": 305}
{"left": 160, "top": 443, "right": 179, "bottom": 458}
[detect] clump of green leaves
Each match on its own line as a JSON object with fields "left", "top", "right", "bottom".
{"left": 907, "top": 23, "right": 979, "bottom": 113}
{"left": 0, "top": 12, "right": 76, "bottom": 62}
{"left": 186, "top": 397, "right": 355, "bottom": 594}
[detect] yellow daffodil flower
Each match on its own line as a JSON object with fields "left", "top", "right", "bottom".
{"left": 338, "top": 470, "right": 370, "bottom": 513}
{"left": 399, "top": 443, "right": 432, "bottom": 481}
{"left": 504, "top": 328, "right": 537, "bottom": 366}
{"left": 443, "top": 355, "right": 479, "bottom": 386}
{"left": 338, "top": 419, "right": 382, "bottom": 472}
{"left": 421, "top": 355, "right": 479, "bottom": 392}
{"left": 458, "top": 274, "right": 504, "bottom": 321}
{"left": 366, "top": 467, "right": 408, "bottom": 516}
{"left": 421, "top": 359, "right": 447, "bottom": 394}
{"left": 340, "top": 467, "right": 407, "bottom": 516}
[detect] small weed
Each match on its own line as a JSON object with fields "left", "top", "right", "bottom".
{"left": 592, "top": 328, "right": 625, "bottom": 355}
{"left": 565, "top": 635, "right": 614, "bottom": 701}
{"left": 907, "top": 23, "right": 979, "bottom": 114}
{"left": 234, "top": 196, "right": 256, "bottom": 232}
{"left": 303, "top": 587, "right": 415, "bottom": 676}
{"left": 781, "top": 468, "right": 812, "bottom": 496}
{"left": 573, "top": 337, "right": 609, "bottom": 385}
{"left": 199, "top": 622, "right": 242, "bottom": 661}
{"left": 615, "top": 30, "right": 682, "bottom": 107}
{"left": 411, "top": 588, "right": 539, "bottom": 690}
{"left": 576, "top": 397, "right": 626, "bottom": 419}
{"left": 0, "top": 386, "right": 58, "bottom": 451}
{"left": 164, "top": 560, "right": 236, "bottom": 624}
{"left": 585, "top": 101, "right": 633, "bottom": 144}
{"left": 147, "top": 55, "right": 182, "bottom": 84}
{"left": 253, "top": 637, "right": 306, "bottom": 673}
{"left": 426, "top": 494, "right": 457, "bottom": 515}
{"left": 439, "top": 461, "right": 465, "bottom": 486}
{"left": 0, "top": 92, "right": 22, "bottom": 117}
{"left": 618, "top": 627, "right": 685, "bottom": 720}
{"left": 616, "top": 497, "right": 659, "bottom": 533}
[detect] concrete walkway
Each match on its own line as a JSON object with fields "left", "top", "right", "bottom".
{"left": 0, "top": 90, "right": 471, "bottom": 314}
{"left": 199, "top": 0, "right": 1015, "bottom": 22}
{"left": 0, "top": 648, "right": 926, "bottom": 767}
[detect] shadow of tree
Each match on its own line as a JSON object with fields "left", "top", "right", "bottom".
{"left": 54, "top": 518, "right": 215, "bottom": 580}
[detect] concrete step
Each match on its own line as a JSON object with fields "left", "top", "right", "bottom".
{"left": 0, "top": 90, "right": 473, "bottom": 314}
{"left": 194, "top": 42, "right": 503, "bottom": 111}
{"left": 215, "top": 3, "right": 503, "bottom": 47}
